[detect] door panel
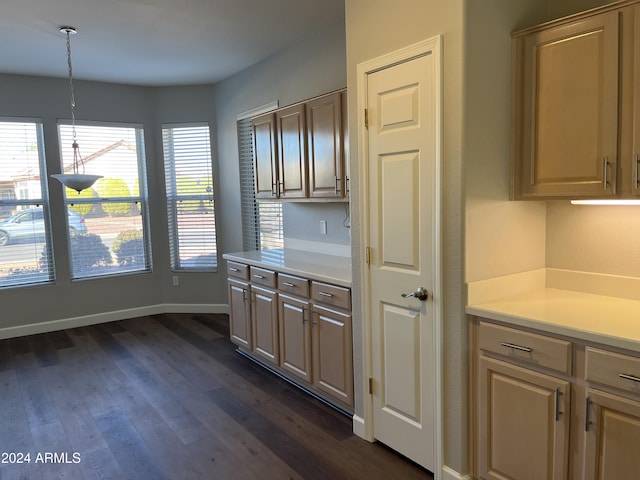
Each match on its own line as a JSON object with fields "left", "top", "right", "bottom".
{"left": 366, "top": 48, "right": 438, "bottom": 471}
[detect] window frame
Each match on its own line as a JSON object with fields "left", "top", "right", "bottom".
{"left": 58, "top": 120, "right": 152, "bottom": 280}
{"left": 0, "top": 117, "right": 55, "bottom": 289}
{"left": 161, "top": 122, "right": 218, "bottom": 272}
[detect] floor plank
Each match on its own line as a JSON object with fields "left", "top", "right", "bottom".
{"left": 0, "top": 314, "right": 433, "bottom": 480}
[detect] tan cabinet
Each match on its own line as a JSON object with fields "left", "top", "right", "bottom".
{"left": 306, "top": 92, "right": 345, "bottom": 198}
{"left": 478, "top": 356, "right": 570, "bottom": 480}
{"left": 227, "top": 261, "right": 353, "bottom": 410}
{"left": 251, "top": 89, "right": 347, "bottom": 202}
{"left": 311, "top": 303, "right": 353, "bottom": 407}
{"left": 474, "top": 320, "right": 570, "bottom": 480}
{"left": 276, "top": 104, "right": 307, "bottom": 199}
{"left": 583, "top": 347, "right": 640, "bottom": 479}
{"left": 278, "top": 292, "right": 312, "bottom": 382}
{"left": 252, "top": 112, "right": 278, "bottom": 199}
{"left": 473, "top": 317, "right": 640, "bottom": 480}
{"left": 511, "top": 10, "right": 619, "bottom": 199}
{"left": 511, "top": 2, "right": 640, "bottom": 200}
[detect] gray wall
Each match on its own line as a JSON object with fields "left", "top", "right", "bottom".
{"left": 213, "top": 17, "right": 348, "bottom": 256}
{"left": 0, "top": 15, "right": 348, "bottom": 330}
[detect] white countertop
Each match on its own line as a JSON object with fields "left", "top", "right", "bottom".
{"left": 222, "top": 248, "right": 352, "bottom": 287}
{"left": 466, "top": 269, "right": 640, "bottom": 352}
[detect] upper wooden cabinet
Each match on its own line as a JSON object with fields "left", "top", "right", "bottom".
{"left": 511, "top": 2, "right": 640, "bottom": 200}
{"left": 253, "top": 112, "right": 278, "bottom": 199}
{"left": 252, "top": 89, "right": 348, "bottom": 201}
{"left": 306, "top": 92, "right": 345, "bottom": 198}
{"left": 276, "top": 104, "right": 307, "bottom": 199}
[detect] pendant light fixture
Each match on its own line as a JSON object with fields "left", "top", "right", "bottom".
{"left": 51, "top": 26, "right": 102, "bottom": 193}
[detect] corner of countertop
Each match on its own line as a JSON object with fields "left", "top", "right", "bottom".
{"left": 466, "top": 268, "right": 547, "bottom": 305}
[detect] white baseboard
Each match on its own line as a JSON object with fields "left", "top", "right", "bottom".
{"left": 441, "top": 465, "right": 472, "bottom": 480}
{"left": 352, "top": 414, "right": 367, "bottom": 440}
{"left": 0, "top": 303, "right": 229, "bottom": 340}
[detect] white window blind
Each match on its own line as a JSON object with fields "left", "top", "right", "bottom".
{"left": 162, "top": 123, "right": 217, "bottom": 271}
{"left": 58, "top": 122, "right": 151, "bottom": 279}
{"left": 237, "top": 117, "right": 283, "bottom": 251}
{"left": 0, "top": 119, "right": 54, "bottom": 288}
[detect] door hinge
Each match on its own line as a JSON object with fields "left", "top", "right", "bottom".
{"left": 365, "top": 247, "right": 370, "bottom": 265}
{"left": 364, "top": 108, "right": 369, "bottom": 129}
{"left": 368, "top": 377, "right": 373, "bottom": 394}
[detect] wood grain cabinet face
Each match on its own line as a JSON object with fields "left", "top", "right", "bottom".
{"left": 228, "top": 279, "right": 251, "bottom": 349}
{"left": 584, "top": 347, "right": 640, "bottom": 479}
{"left": 512, "top": 11, "right": 620, "bottom": 199}
{"left": 478, "top": 356, "right": 570, "bottom": 480}
{"left": 250, "top": 89, "right": 347, "bottom": 202}
{"left": 584, "top": 389, "right": 640, "bottom": 480}
{"left": 278, "top": 293, "right": 312, "bottom": 383}
{"left": 311, "top": 304, "right": 354, "bottom": 407}
{"left": 276, "top": 104, "right": 307, "bottom": 199}
{"left": 253, "top": 113, "right": 278, "bottom": 199}
{"left": 250, "top": 285, "right": 279, "bottom": 366}
{"left": 306, "top": 92, "right": 344, "bottom": 198}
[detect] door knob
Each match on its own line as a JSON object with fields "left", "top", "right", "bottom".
{"left": 401, "top": 287, "right": 428, "bottom": 301}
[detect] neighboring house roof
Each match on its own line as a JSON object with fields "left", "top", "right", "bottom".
{"left": 9, "top": 140, "right": 137, "bottom": 182}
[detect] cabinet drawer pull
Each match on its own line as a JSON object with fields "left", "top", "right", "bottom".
{"left": 602, "top": 156, "right": 609, "bottom": 190}
{"left": 318, "top": 292, "right": 334, "bottom": 298}
{"left": 500, "top": 342, "right": 532, "bottom": 353}
{"left": 619, "top": 373, "right": 640, "bottom": 383}
{"left": 229, "top": 267, "right": 239, "bottom": 272}
{"left": 585, "top": 397, "right": 592, "bottom": 432}
{"left": 254, "top": 274, "right": 265, "bottom": 279}
{"left": 634, "top": 153, "right": 639, "bottom": 190}
{"left": 554, "top": 388, "right": 562, "bottom": 422}
{"left": 282, "top": 282, "right": 296, "bottom": 287}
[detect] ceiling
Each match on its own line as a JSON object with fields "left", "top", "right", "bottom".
{"left": 0, "top": 0, "right": 345, "bottom": 87}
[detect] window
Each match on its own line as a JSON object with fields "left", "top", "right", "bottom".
{"left": 0, "top": 119, "right": 54, "bottom": 288}
{"left": 162, "top": 124, "right": 217, "bottom": 271}
{"left": 237, "top": 116, "right": 283, "bottom": 251}
{"left": 58, "top": 122, "right": 151, "bottom": 279}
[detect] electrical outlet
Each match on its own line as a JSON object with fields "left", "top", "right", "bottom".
{"left": 172, "top": 275, "right": 179, "bottom": 286}
{"left": 320, "top": 220, "right": 327, "bottom": 235}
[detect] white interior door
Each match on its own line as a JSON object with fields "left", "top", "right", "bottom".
{"left": 363, "top": 39, "right": 441, "bottom": 473}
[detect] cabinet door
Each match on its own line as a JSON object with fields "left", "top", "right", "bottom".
{"left": 311, "top": 304, "right": 353, "bottom": 407}
{"left": 250, "top": 285, "right": 279, "bottom": 365}
{"left": 513, "top": 12, "right": 619, "bottom": 198}
{"left": 253, "top": 113, "right": 278, "bottom": 199}
{"left": 584, "top": 389, "right": 640, "bottom": 480}
{"left": 306, "top": 92, "right": 344, "bottom": 198}
{"left": 228, "top": 279, "right": 251, "bottom": 349}
{"left": 478, "top": 357, "right": 570, "bottom": 480}
{"left": 276, "top": 104, "right": 307, "bottom": 198}
{"left": 278, "top": 293, "right": 311, "bottom": 383}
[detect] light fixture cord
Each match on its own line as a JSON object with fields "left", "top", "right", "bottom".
{"left": 65, "top": 29, "right": 84, "bottom": 175}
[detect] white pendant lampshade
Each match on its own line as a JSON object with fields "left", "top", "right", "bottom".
{"left": 50, "top": 27, "right": 102, "bottom": 194}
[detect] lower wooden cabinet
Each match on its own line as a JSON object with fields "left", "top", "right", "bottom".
{"left": 250, "top": 285, "right": 279, "bottom": 365}
{"left": 228, "top": 279, "right": 251, "bottom": 350}
{"left": 278, "top": 293, "right": 312, "bottom": 382}
{"left": 478, "top": 356, "right": 570, "bottom": 480}
{"left": 584, "top": 389, "right": 640, "bottom": 480}
{"left": 312, "top": 304, "right": 353, "bottom": 407}
{"left": 227, "top": 263, "right": 353, "bottom": 410}
{"left": 472, "top": 317, "right": 640, "bottom": 480}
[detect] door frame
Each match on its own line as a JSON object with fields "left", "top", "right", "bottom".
{"left": 356, "top": 36, "right": 443, "bottom": 477}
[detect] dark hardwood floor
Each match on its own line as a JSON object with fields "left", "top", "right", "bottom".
{"left": 0, "top": 313, "right": 433, "bottom": 480}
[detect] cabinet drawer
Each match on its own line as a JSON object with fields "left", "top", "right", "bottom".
{"left": 586, "top": 347, "right": 640, "bottom": 396}
{"left": 311, "top": 281, "right": 351, "bottom": 310}
{"left": 278, "top": 273, "right": 309, "bottom": 297}
{"left": 478, "top": 321, "right": 572, "bottom": 375}
{"left": 250, "top": 266, "right": 276, "bottom": 288}
{"left": 227, "top": 261, "right": 249, "bottom": 280}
